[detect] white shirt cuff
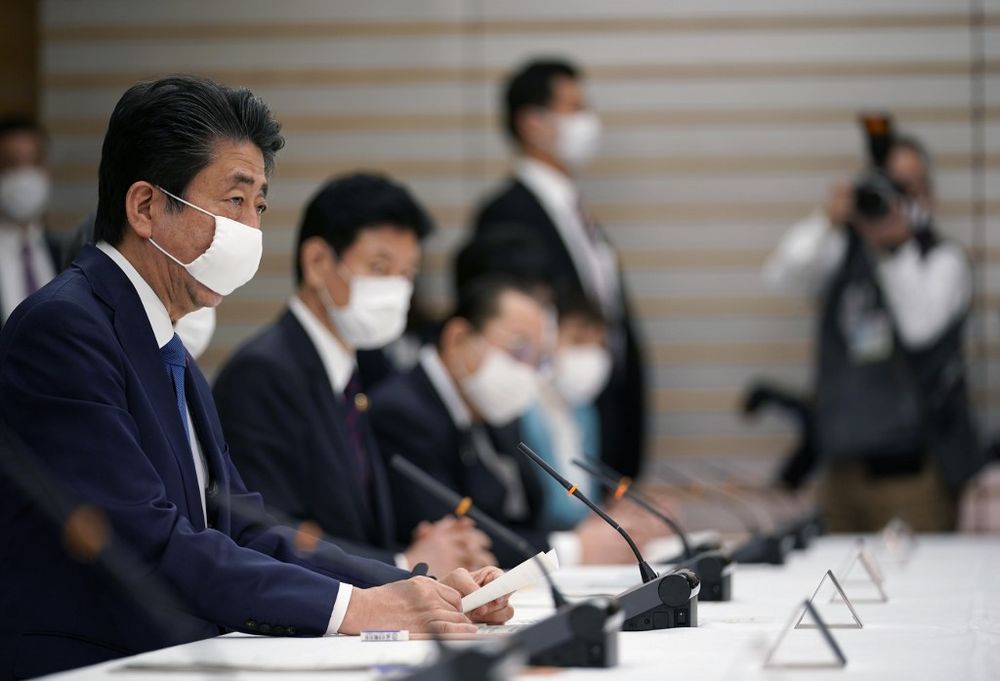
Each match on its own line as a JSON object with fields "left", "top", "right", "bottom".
{"left": 325, "top": 583, "right": 354, "bottom": 635}
{"left": 549, "top": 531, "right": 582, "bottom": 566}
{"left": 394, "top": 553, "right": 410, "bottom": 570}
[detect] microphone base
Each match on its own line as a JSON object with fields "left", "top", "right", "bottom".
{"left": 785, "top": 511, "right": 823, "bottom": 550}
{"left": 514, "top": 598, "right": 622, "bottom": 668}
{"left": 731, "top": 533, "right": 795, "bottom": 565}
{"left": 400, "top": 641, "right": 519, "bottom": 681}
{"left": 672, "top": 551, "right": 733, "bottom": 602}
{"left": 618, "top": 569, "right": 700, "bottom": 631}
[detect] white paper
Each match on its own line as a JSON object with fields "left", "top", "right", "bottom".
{"left": 461, "top": 549, "right": 560, "bottom": 613}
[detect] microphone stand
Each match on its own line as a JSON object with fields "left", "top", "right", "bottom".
{"left": 572, "top": 458, "right": 734, "bottom": 602}
{"left": 516, "top": 443, "right": 700, "bottom": 631}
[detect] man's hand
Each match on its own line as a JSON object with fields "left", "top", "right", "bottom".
{"left": 440, "top": 566, "right": 514, "bottom": 625}
{"left": 825, "top": 180, "right": 853, "bottom": 227}
{"left": 576, "top": 507, "right": 664, "bottom": 565}
{"left": 339, "top": 576, "right": 476, "bottom": 635}
{"left": 405, "top": 516, "right": 497, "bottom": 574}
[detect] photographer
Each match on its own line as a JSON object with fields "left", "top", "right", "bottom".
{"left": 764, "top": 131, "right": 981, "bottom": 532}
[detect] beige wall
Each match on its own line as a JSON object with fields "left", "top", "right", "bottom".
{"left": 38, "top": 0, "right": 1000, "bottom": 472}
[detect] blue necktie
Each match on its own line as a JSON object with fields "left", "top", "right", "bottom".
{"left": 160, "top": 333, "right": 189, "bottom": 444}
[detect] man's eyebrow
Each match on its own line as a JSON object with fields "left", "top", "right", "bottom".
{"left": 226, "top": 172, "right": 268, "bottom": 197}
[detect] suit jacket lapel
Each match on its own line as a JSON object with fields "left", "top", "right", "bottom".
{"left": 77, "top": 245, "right": 206, "bottom": 527}
{"left": 281, "top": 311, "right": 380, "bottom": 542}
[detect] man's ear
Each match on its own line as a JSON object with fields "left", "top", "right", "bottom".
{"left": 300, "top": 237, "right": 333, "bottom": 290}
{"left": 124, "top": 181, "right": 157, "bottom": 240}
{"left": 516, "top": 107, "right": 549, "bottom": 150}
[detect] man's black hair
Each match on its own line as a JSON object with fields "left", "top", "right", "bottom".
{"left": 503, "top": 59, "right": 580, "bottom": 145}
{"left": 0, "top": 116, "right": 44, "bottom": 140}
{"left": 453, "top": 224, "right": 550, "bottom": 297}
{"left": 449, "top": 274, "right": 534, "bottom": 334}
{"left": 95, "top": 75, "right": 284, "bottom": 245}
{"left": 294, "top": 172, "right": 433, "bottom": 285}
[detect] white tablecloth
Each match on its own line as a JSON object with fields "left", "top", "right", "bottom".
{"left": 44, "top": 535, "right": 1000, "bottom": 680}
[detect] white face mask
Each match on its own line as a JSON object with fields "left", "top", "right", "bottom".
{"left": 553, "top": 111, "right": 602, "bottom": 170}
{"left": 322, "top": 266, "right": 413, "bottom": 350}
{"left": 906, "top": 199, "right": 933, "bottom": 232}
{"left": 174, "top": 306, "right": 216, "bottom": 360}
{"left": 462, "top": 345, "right": 540, "bottom": 426}
{"left": 150, "top": 186, "right": 262, "bottom": 296}
{"left": 554, "top": 344, "right": 612, "bottom": 406}
{"left": 0, "top": 167, "right": 50, "bottom": 225}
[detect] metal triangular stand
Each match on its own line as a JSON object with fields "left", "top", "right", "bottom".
{"left": 763, "top": 599, "right": 848, "bottom": 669}
{"left": 796, "top": 570, "right": 862, "bottom": 629}
{"left": 834, "top": 540, "right": 888, "bottom": 603}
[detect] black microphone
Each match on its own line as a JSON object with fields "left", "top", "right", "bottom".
{"left": 571, "top": 458, "right": 735, "bottom": 603}
{"left": 515, "top": 443, "right": 657, "bottom": 584}
{"left": 657, "top": 461, "right": 792, "bottom": 566}
{"left": 515, "top": 443, "right": 700, "bottom": 631}
{"left": 390, "top": 455, "right": 621, "bottom": 669}
{"left": 571, "top": 457, "right": 695, "bottom": 560}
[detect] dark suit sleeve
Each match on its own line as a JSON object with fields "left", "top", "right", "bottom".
{"left": 369, "top": 399, "right": 457, "bottom": 545}
{"left": 214, "top": 355, "right": 399, "bottom": 566}
{"left": 0, "top": 299, "right": 376, "bottom": 635}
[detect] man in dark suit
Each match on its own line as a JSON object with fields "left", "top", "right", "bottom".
{"left": 0, "top": 117, "right": 62, "bottom": 326}
{"left": 370, "top": 276, "right": 655, "bottom": 568}
{"left": 0, "top": 76, "right": 508, "bottom": 679}
{"left": 472, "top": 59, "right": 649, "bottom": 478}
{"left": 215, "top": 173, "right": 495, "bottom": 575}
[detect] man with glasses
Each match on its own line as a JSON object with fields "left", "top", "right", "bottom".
{"left": 369, "top": 275, "right": 655, "bottom": 568}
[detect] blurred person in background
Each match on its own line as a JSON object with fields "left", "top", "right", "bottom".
{"left": 764, "top": 133, "right": 982, "bottom": 532}
{"left": 472, "top": 58, "right": 649, "bottom": 480}
{"left": 521, "top": 293, "right": 610, "bottom": 530}
{"left": 214, "top": 173, "right": 495, "bottom": 575}
{"left": 0, "top": 117, "right": 61, "bottom": 326}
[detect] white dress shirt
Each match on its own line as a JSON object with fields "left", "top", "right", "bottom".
{"left": 516, "top": 158, "right": 620, "bottom": 319}
{"left": 0, "top": 221, "right": 57, "bottom": 320}
{"left": 96, "top": 248, "right": 351, "bottom": 634}
{"left": 97, "top": 242, "right": 211, "bottom": 523}
{"left": 763, "top": 210, "right": 972, "bottom": 350}
{"left": 418, "top": 346, "right": 583, "bottom": 565}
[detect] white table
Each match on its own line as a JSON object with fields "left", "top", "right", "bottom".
{"left": 44, "top": 536, "right": 1000, "bottom": 680}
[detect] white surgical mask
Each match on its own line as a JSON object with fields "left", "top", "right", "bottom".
{"left": 150, "top": 186, "right": 262, "bottom": 297}
{"left": 554, "top": 345, "right": 612, "bottom": 406}
{"left": 0, "top": 167, "right": 50, "bottom": 225}
{"left": 906, "top": 200, "right": 933, "bottom": 233}
{"left": 323, "top": 267, "right": 413, "bottom": 350}
{"left": 174, "top": 306, "right": 216, "bottom": 360}
{"left": 462, "top": 345, "right": 539, "bottom": 426}
{"left": 554, "top": 111, "right": 602, "bottom": 170}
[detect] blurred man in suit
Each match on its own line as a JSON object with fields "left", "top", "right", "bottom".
{"left": 215, "top": 173, "right": 496, "bottom": 575}
{"left": 472, "top": 59, "right": 649, "bottom": 478}
{"left": 0, "top": 117, "right": 61, "bottom": 326}
{"left": 0, "top": 76, "right": 508, "bottom": 679}
{"left": 370, "top": 276, "right": 660, "bottom": 568}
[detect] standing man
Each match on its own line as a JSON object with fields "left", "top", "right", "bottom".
{"left": 214, "top": 173, "right": 496, "bottom": 575}
{"left": 0, "top": 76, "right": 508, "bottom": 679}
{"left": 472, "top": 59, "right": 648, "bottom": 478}
{"left": 0, "top": 117, "right": 60, "bottom": 326}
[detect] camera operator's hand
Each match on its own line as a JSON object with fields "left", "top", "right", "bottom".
{"left": 824, "top": 180, "right": 853, "bottom": 227}
{"left": 855, "top": 198, "right": 910, "bottom": 251}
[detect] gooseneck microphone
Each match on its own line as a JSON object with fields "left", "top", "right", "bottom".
{"left": 571, "top": 458, "right": 735, "bottom": 602}
{"left": 515, "top": 443, "right": 658, "bottom": 584}
{"left": 390, "top": 455, "right": 621, "bottom": 669}
{"left": 571, "top": 457, "right": 694, "bottom": 560}
{"left": 515, "top": 443, "right": 700, "bottom": 631}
